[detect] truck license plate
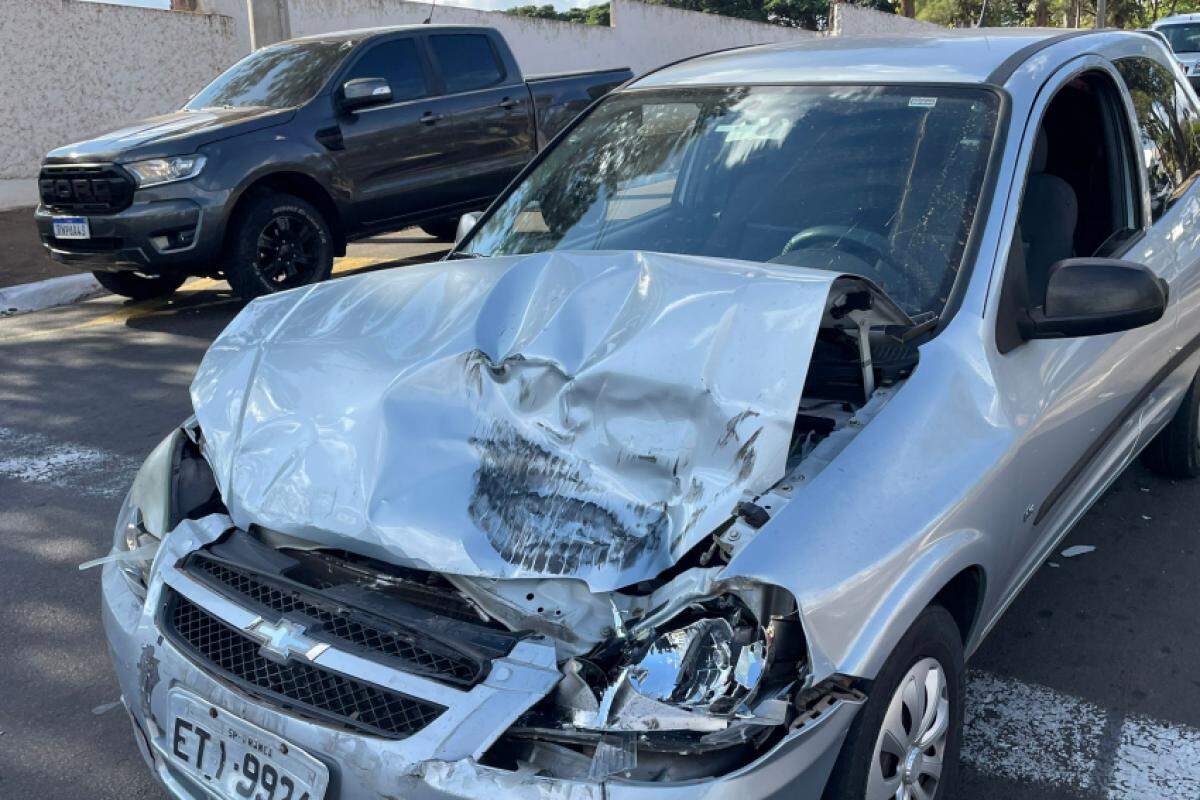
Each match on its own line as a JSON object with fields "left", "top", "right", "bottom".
{"left": 165, "top": 690, "right": 328, "bottom": 800}
{"left": 52, "top": 216, "right": 90, "bottom": 240}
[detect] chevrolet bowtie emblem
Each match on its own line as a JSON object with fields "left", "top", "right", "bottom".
{"left": 244, "top": 617, "right": 330, "bottom": 664}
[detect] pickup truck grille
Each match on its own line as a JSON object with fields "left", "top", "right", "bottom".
{"left": 38, "top": 164, "right": 134, "bottom": 213}
{"left": 163, "top": 590, "right": 445, "bottom": 739}
{"left": 186, "top": 554, "right": 486, "bottom": 686}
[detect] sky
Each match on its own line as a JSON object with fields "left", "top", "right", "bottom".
{"left": 80, "top": 0, "right": 609, "bottom": 11}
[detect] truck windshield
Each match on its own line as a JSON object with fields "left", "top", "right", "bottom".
{"left": 1158, "top": 23, "right": 1200, "bottom": 53}
{"left": 462, "top": 85, "right": 999, "bottom": 317}
{"left": 186, "top": 40, "right": 355, "bottom": 111}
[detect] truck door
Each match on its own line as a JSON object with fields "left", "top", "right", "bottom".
{"left": 425, "top": 32, "right": 536, "bottom": 205}
{"left": 332, "top": 35, "right": 445, "bottom": 226}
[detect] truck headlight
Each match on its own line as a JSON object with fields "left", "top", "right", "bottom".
{"left": 124, "top": 155, "right": 206, "bottom": 188}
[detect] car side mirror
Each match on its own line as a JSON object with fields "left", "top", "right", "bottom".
{"left": 341, "top": 77, "right": 392, "bottom": 112}
{"left": 455, "top": 212, "right": 482, "bottom": 246}
{"left": 1022, "top": 258, "right": 1168, "bottom": 339}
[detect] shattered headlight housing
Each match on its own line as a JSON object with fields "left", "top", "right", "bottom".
{"left": 628, "top": 616, "right": 766, "bottom": 713}
{"left": 107, "top": 421, "right": 218, "bottom": 598}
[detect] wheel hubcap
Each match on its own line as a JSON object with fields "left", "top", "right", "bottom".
{"left": 867, "top": 657, "right": 950, "bottom": 800}
{"left": 255, "top": 212, "right": 320, "bottom": 289}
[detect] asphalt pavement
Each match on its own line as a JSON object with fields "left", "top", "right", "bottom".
{"left": 1, "top": 237, "right": 1198, "bottom": 799}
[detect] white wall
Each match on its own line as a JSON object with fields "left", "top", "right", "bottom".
{"left": 282, "top": 0, "right": 816, "bottom": 75}
{"left": 0, "top": 0, "right": 241, "bottom": 179}
{"left": 830, "top": 3, "right": 959, "bottom": 36}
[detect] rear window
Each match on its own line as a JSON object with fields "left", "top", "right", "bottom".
{"left": 431, "top": 34, "right": 505, "bottom": 94}
{"left": 344, "top": 38, "right": 429, "bottom": 102}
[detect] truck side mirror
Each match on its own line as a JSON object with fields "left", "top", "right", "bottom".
{"left": 455, "top": 212, "right": 481, "bottom": 246}
{"left": 341, "top": 77, "right": 392, "bottom": 112}
{"left": 1021, "top": 258, "right": 1168, "bottom": 339}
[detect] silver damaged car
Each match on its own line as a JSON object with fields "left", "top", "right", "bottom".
{"left": 100, "top": 29, "right": 1200, "bottom": 800}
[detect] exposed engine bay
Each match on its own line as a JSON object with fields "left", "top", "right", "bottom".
{"left": 168, "top": 257, "right": 918, "bottom": 783}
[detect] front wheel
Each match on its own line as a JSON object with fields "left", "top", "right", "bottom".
{"left": 92, "top": 270, "right": 185, "bottom": 301}
{"left": 224, "top": 192, "right": 334, "bottom": 302}
{"left": 823, "top": 605, "right": 963, "bottom": 800}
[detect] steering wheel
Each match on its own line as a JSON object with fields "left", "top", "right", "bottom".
{"left": 778, "top": 225, "right": 913, "bottom": 289}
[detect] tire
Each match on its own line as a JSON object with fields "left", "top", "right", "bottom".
{"left": 1142, "top": 368, "right": 1200, "bottom": 478}
{"left": 823, "top": 605, "right": 964, "bottom": 800}
{"left": 224, "top": 191, "right": 334, "bottom": 302}
{"left": 91, "top": 270, "right": 185, "bottom": 301}
{"left": 419, "top": 217, "right": 460, "bottom": 242}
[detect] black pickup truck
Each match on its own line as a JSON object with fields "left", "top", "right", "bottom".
{"left": 34, "top": 26, "right": 630, "bottom": 300}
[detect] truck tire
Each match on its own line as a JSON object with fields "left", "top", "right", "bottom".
{"left": 92, "top": 270, "right": 185, "bottom": 301}
{"left": 1142, "top": 367, "right": 1200, "bottom": 479}
{"left": 822, "top": 605, "right": 963, "bottom": 800}
{"left": 224, "top": 191, "right": 334, "bottom": 302}
{"left": 419, "top": 216, "right": 460, "bottom": 242}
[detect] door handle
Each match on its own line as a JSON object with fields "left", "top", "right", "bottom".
{"left": 420, "top": 112, "right": 445, "bottom": 125}
{"left": 499, "top": 97, "right": 518, "bottom": 110}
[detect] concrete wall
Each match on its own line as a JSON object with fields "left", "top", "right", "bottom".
{"left": 830, "top": 3, "right": 957, "bottom": 36}
{"left": 0, "top": 0, "right": 241, "bottom": 180}
{"left": 280, "top": 0, "right": 816, "bottom": 75}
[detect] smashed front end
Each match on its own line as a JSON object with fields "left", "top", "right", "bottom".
{"left": 101, "top": 251, "right": 915, "bottom": 798}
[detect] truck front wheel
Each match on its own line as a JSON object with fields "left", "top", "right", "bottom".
{"left": 419, "top": 216, "right": 460, "bottom": 242}
{"left": 92, "top": 270, "right": 185, "bottom": 301}
{"left": 224, "top": 191, "right": 334, "bottom": 302}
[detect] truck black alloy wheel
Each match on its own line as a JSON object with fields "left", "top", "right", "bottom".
{"left": 226, "top": 192, "right": 334, "bottom": 301}
{"left": 91, "top": 270, "right": 186, "bottom": 301}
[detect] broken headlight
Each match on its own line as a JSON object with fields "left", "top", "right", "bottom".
{"left": 110, "top": 420, "right": 218, "bottom": 598}
{"left": 629, "top": 616, "right": 766, "bottom": 713}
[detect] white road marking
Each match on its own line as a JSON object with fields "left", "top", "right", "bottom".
{"left": 1109, "top": 715, "right": 1200, "bottom": 800}
{"left": 964, "top": 670, "right": 1106, "bottom": 790}
{"left": 0, "top": 426, "right": 138, "bottom": 497}
{"left": 965, "top": 670, "right": 1200, "bottom": 798}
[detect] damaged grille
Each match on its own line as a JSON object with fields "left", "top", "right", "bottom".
{"left": 163, "top": 590, "right": 445, "bottom": 739}
{"left": 185, "top": 553, "right": 490, "bottom": 687}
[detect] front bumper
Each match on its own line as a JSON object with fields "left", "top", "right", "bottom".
{"left": 100, "top": 521, "right": 858, "bottom": 800}
{"left": 35, "top": 179, "right": 225, "bottom": 276}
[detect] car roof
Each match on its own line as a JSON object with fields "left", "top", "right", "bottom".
{"left": 1153, "top": 14, "right": 1200, "bottom": 26}
{"left": 631, "top": 30, "right": 1100, "bottom": 89}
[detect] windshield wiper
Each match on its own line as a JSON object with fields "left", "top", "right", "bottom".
{"left": 446, "top": 251, "right": 482, "bottom": 260}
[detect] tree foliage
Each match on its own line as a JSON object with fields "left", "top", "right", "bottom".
{"left": 505, "top": 3, "right": 613, "bottom": 25}
{"left": 916, "top": 0, "right": 1200, "bottom": 28}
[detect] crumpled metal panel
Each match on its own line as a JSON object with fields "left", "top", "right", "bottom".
{"left": 191, "top": 251, "right": 837, "bottom": 592}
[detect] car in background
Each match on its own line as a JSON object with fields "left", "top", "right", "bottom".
{"left": 1152, "top": 13, "right": 1200, "bottom": 88}
{"left": 34, "top": 26, "right": 630, "bottom": 301}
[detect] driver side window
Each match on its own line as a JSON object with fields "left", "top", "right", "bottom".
{"left": 344, "top": 38, "right": 429, "bottom": 103}
{"left": 1015, "top": 72, "right": 1138, "bottom": 307}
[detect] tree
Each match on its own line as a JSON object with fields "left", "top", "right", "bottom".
{"left": 505, "top": 3, "right": 612, "bottom": 25}
{"left": 647, "top": 0, "right": 896, "bottom": 29}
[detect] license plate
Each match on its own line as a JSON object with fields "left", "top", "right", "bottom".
{"left": 52, "top": 216, "right": 90, "bottom": 240}
{"left": 165, "top": 690, "right": 328, "bottom": 800}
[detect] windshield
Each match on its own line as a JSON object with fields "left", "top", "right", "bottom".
{"left": 1158, "top": 23, "right": 1200, "bottom": 53}
{"left": 463, "top": 85, "right": 999, "bottom": 316}
{"left": 186, "top": 40, "right": 355, "bottom": 111}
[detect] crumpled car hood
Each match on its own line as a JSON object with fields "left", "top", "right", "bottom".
{"left": 191, "top": 250, "right": 840, "bottom": 592}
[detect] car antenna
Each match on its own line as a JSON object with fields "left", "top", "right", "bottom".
{"left": 423, "top": 0, "right": 436, "bottom": 24}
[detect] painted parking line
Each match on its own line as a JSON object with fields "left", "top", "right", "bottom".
{"left": 963, "top": 670, "right": 1200, "bottom": 798}
{"left": 0, "top": 256, "right": 391, "bottom": 343}
{"left": 0, "top": 426, "right": 140, "bottom": 498}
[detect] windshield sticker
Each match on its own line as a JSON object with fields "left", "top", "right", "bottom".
{"left": 909, "top": 97, "right": 938, "bottom": 109}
